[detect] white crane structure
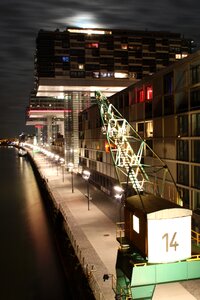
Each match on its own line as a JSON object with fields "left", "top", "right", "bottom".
{"left": 95, "top": 91, "right": 179, "bottom": 201}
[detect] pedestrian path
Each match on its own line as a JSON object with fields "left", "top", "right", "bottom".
{"left": 29, "top": 150, "right": 200, "bottom": 300}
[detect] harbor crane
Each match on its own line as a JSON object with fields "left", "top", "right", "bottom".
{"left": 95, "top": 91, "right": 200, "bottom": 300}
{"left": 95, "top": 90, "right": 179, "bottom": 203}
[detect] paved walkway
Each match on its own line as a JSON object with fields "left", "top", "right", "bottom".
{"left": 29, "top": 150, "right": 200, "bottom": 300}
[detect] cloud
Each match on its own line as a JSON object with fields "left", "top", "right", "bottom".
{"left": 0, "top": 0, "right": 200, "bottom": 137}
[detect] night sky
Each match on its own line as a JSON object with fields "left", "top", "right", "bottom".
{"left": 0, "top": 0, "right": 200, "bottom": 138}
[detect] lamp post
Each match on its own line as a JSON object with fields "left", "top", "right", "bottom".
{"left": 68, "top": 162, "right": 74, "bottom": 193}
{"left": 114, "top": 185, "right": 124, "bottom": 222}
{"left": 82, "top": 170, "right": 91, "bottom": 210}
{"left": 60, "top": 158, "right": 65, "bottom": 182}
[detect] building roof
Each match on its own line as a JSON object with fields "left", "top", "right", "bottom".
{"left": 126, "top": 194, "right": 192, "bottom": 219}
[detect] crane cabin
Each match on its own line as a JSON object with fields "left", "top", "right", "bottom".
{"left": 124, "top": 194, "right": 192, "bottom": 263}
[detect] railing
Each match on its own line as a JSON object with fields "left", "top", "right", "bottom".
{"left": 116, "top": 222, "right": 125, "bottom": 240}
{"left": 191, "top": 229, "right": 200, "bottom": 246}
{"left": 60, "top": 204, "right": 107, "bottom": 300}
{"left": 187, "top": 254, "right": 200, "bottom": 261}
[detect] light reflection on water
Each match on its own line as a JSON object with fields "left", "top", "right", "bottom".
{"left": 0, "top": 147, "right": 70, "bottom": 300}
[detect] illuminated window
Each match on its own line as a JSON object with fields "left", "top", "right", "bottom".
{"left": 93, "top": 72, "right": 100, "bottom": 78}
{"left": 62, "top": 56, "right": 69, "bottom": 62}
{"left": 68, "top": 28, "right": 112, "bottom": 35}
{"left": 114, "top": 72, "right": 128, "bottom": 78}
{"left": 176, "top": 54, "right": 182, "bottom": 59}
{"left": 100, "top": 72, "right": 114, "bottom": 78}
{"left": 182, "top": 53, "right": 188, "bottom": 59}
{"left": 136, "top": 88, "right": 144, "bottom": 103}
{"left": 86, "top": 43, "right": 99, "bottom": 48}
{"left": 133, "top": 215, "right": 140, "bottom": 233}
{"left": 78, "top": 64, "right": 84, "bottom": 70}
{"left": 105, "top": 141, "right": 116, "bottom": 152}
{"left": 176, "top": 53, "right": 188, "bottom": 60}
{"left": 105, "top": 142, "right": 110, "bottom": 153}
{"left": 121, "top": 44, "right": 128, "bottom": 50}
{"left": 146, "top": 86, "right": 153, "bottom": 100}
{"left": 145, "top": 121, "right": 153, "bottom": 137}
{"left": 100, "top": 72, "right": 108, "bottom": 78}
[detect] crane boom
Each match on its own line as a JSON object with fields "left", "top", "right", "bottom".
{"left": 95, "top": 91, "right": 179, "bottom": 200}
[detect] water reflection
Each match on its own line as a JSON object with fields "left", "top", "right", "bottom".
{"left": 0, "top": 147, "right": 70, "bottom": 300}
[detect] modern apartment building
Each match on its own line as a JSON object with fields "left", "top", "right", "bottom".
{"left": 79, "top": 50, "right": 200, "bottom": 228}
{"left": 35, "top": 27, "right": 193, "bottom": 81}
{"left": 26, "top": 27, "right": 194, "bottom": 168}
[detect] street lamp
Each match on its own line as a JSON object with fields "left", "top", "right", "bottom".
{"left": 60, "top": 158, "right": 65, "bottom": 182}
{"left": 114, "top": 185, "right": 124, "bottom": 222}
{"left": 68, "top": 162, "right": 74, "bottom": 193}
{"left": 82, "top": 170, "right": 91, "bottom": 210}
{"left": 114, "top": 185, "right": 124, "bottom": 199}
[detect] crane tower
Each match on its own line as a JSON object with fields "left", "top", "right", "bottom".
{"left": 95, "top": 90, "right": 179, "bottom": 202}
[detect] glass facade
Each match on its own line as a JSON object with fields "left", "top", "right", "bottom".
{"left": 177, "top": 140, "right": 189, "bottom": 161}
{"left": 191, "top": 113, "right": 200, "bottom": 136}
{"left": 177, "top": 115, "right": 188, "bottom": 136}
{"left": 192, "top": 166, "right": 200, "bottom": 189}
{"left": 192, "top": 140, "right": 200, "bottom": 163}
{"left": 177, "top": 164, "right": 189, "bottom": 186}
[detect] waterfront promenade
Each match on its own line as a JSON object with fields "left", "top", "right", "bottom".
{"left": 30, "top": 150, "right": 118, "bottom": 300}
{"left": 28, "top": 149, "right": 200, "bottom": 300}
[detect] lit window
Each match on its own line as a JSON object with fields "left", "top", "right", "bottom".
{"left": 105, "top": 142, "right": 110, "bottom": 153}
{"left": 121, "top": 44, "right": 128, "bottom": 50}
{"left": 93, "top": 72, "right": 100, "bottom": 78}
{"left": 100, "top": 72, "right": 114, "bottom": 78}
{"left": 176, "top": 53, "right": 188, "bottom": 60}
{"left": 105, "top": 141, "right": 116, "bottom": 152}
{"left": 129, "top": 72, "right": 136, "bottom": 79}
{"left": 86, "top": 43, "right": 99, "bottom": 48}
{"left": 100, "top": 72, "right": 107, "bottom": 78}
{"left": 182, "top": 53, "right": 188, "bottom": 59}
{"left": 133, "top": 215, "right": 140, "bottom": 233}
{"left": 62, "top": 56, "right": 69, "bottom": 62}
{"left": 114, "top": 72, "right": 128, "bottom": 78}
{"left": 68, "top": 29, "right": 112, "bottom": 35}
{"left": 145, "top": 121, "right": 153, "bottom": 137}
{"left": 137, "top": 88, "right": 144, "bottom": 103}
{"left": 176, "top": 54, "right": 182, "bottom": 59}
{"left": 146, "top": 86, "right": 153, "bottom": 100}
{"left": 107, "top": 72, "right": 113, "bottom": 78}
{"left": 78, "top": 64, "right": 84, "bottom": 70}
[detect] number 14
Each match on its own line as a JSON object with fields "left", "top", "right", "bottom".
{"left": 162, "top": 232, "right": 179, "bottom": 252}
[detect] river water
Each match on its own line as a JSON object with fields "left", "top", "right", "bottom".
{"left": 0, "top": 146, "right": 72, "bottom": 300}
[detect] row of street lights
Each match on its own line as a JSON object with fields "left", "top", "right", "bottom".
{"left": 24, "top": 142, "right": 92, "bottom": 210}
{"left": 25, "top": 142, "right": 125, "bottom": 217}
